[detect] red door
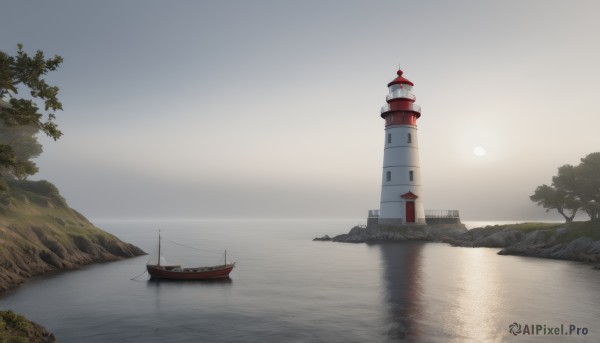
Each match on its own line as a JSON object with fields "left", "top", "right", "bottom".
{"left": 406, "top": 201, "right": 415, "bottom": 223}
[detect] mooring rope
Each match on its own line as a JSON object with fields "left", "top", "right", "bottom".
{"left": 129, "top": 269, "right": 148, "bottom": 281}
{"left": 130, "top": 255, "right": 153, "bottom": 281}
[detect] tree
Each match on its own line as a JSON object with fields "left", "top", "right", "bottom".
{"left": 531, "top": 153, "right": 600, "bottom": 223}
{"left": 0, "top": 144, "right": 15, "bottom": 191}
{"left": 530, "top": 184, "right": 579, "bottom": 222}
{"left": 573, "top": 153, "right": 600, "bottom": 222}
{"left": 0, "top": 44, "right": 63, "bottom": 183}
{"left": 0, "top": 123, "right": 43, "bottom": 179}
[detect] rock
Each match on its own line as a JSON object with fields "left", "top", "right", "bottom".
{"left": 326, "top": 221, "right": 600, "bottom": 265}
{"left": 38, "top": 250, "right": 64, "bottom": 269}
{"left": 587, "top": 240, "right": 600, "bottom": 254}
{"left": 330, "top": 224, "right": 468, "bottom": 243}
{"left": 473, "top": 230, "right": 524, "bottom": 247}
{"left": 456, "top": 225, "right": 504, "bottom": 242}
{"left": 313, "top": 235, "right": 332, "bottom": 241}
{"left": 499, "top": 236, "right": 600, "bottom": 263}
{"left": 550, "top": 237, "right": 597, "bottom": 261}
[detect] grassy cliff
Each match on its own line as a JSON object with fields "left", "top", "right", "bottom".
{"left": 0, "top": 310, "right": 56, "bottom": 343}
{"left": 0, "top": 178, "right": 145, "bottom": 294}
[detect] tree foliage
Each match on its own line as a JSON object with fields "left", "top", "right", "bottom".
{"left": 0, "top": 44, "right": 63, "bottom": 184}
{"left": 0, "top": 122, "right": 43, "bottom": 179}
{"left": 530, "top": 184, "right": 579, "bottom": 222}
{"left": 531, "top": 153, "right": 600, "bottom": 222}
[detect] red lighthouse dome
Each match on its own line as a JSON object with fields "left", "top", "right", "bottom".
{"left": 380, "top": 68, "right": 421, "bottom": 125}
{"left": 387, "top": 69, "right": 414, "bottom": 87}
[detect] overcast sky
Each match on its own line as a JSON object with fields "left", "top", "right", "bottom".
{"left": 1, "top": 1, "right": 599, "bottom": 221}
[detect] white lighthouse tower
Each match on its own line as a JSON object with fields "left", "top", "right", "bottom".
{"left": 377, "top": 68, "right": 425, "bottom": 225}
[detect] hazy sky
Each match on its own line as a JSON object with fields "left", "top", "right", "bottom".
{"left": 2, "top": 1, "right": 599, "bottom": 221}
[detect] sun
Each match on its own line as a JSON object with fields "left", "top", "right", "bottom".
{"left": 473, "top": 146, "right": 487, "bottom": 157}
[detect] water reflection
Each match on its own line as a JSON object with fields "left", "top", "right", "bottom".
{"left": 449, "top": 248, "right": 504, "bottom": 342}
{"left": 146, "top": 277, "right": 233, "bottom": 286}
{"left": 419, "top": 246, "right": 508, "bottom": 342}
{"left": 145, "top": 277, "right": 234, "bottom": 312}
{"left": 377, "top": 242, "right": 425, "bottom": 342}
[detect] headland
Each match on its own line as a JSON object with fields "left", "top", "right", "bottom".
{"left": 0, "top": 179, "right": 145, "bottom": 295}
{"left": 316, "top": 221, "right": 600, "bottom": 266}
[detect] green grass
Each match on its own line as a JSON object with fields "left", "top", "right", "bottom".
{"left": 0, "top": 310, "right": 32, "bottom": 343}
{"left": 502, "top": 222, "right": 564, "bottom": 231}
{"left": 0, "top": 178, "right": 121, "bottom": 256}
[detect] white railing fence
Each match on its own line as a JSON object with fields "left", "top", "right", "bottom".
{"left": 425, "top": 209, "right": 460, "bottom": 218}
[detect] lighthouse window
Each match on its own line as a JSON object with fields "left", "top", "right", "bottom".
{"left": 409, "top": 171, "right": 414, "bottom": 181}
{"left": 386, "top": 171, "right": 391, "bottom": 182}
{"left": 387, "top": 133, "right": 392, "bottom": 144}
{"left": 407, "top": 133, "right": 412, "bottom": 144}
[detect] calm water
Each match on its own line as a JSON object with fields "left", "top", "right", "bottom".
{"left": 1, "top": 219, "right": 599, "bottom": 342}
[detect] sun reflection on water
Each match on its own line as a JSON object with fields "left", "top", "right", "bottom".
{"left": 449, "top": 248, "right": 506, "bottom": 343}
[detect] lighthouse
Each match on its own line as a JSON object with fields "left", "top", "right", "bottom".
{"left": 377, "top": 68, "right": 425, "bottom": 225}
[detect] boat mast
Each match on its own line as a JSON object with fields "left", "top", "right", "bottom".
{"left": 158, "top": 229, "right": 161, "bottom": 266}
{"left": 224, "top": 249, "right": 227, "bottom": 266}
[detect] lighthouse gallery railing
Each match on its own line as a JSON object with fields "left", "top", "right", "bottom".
{"left": 424, "top": 209, "right": 460, "bottom": 218}
{"left": 386, "top": 89, "right": 416, "bottom": 101}
{"left": 368, "top": 209, "right": 459, "bottom": 218}
{"left": 380, "top": 103, "right": 421, "bottom": 114}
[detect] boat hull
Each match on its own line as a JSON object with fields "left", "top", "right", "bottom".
{"left": 146, "top": 263, "right": 234, "bottom": 280}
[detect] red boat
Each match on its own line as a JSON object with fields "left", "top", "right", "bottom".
{"left": 146, "top": 231, "right": 235, "bottom": 280}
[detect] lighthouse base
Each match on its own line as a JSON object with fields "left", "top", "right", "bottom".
{"left": 367, "top": 209, "right": 461, "bottom": 228}
{"left": 424, "top": 217, "right": 462, "bottom": 225}
{"left": 377, "top": 217, "right": 426, "bottom": 226}
{"left": 367, "top": 216, "right": 427, "bottom": 228}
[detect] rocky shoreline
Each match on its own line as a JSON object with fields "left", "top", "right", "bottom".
{"left": 317, "top": 223, "right": 469, "bottom": 243}
{"left": 0, "top": 225, "right": 145, "bottom": 295}
{"left": 316, "top": 222, "right": 600, "bottom": 266}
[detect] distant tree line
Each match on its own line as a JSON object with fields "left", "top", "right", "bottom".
{"left": 0, "top": 44, "right": 63, "bottom": 192}
{"left": 530, "top": 152, "right": 600, "bottom": 223}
